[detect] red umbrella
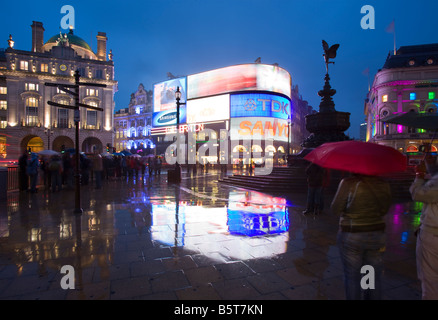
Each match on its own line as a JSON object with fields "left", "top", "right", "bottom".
{"left": 303, "top": 140, "right": 407, "bottom": 176}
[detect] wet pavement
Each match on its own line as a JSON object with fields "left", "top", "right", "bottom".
{"left": 0, "top": 168, "right": 422, "bottom": 300}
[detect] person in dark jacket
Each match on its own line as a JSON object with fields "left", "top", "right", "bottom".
{"left": 303, "top": 163, "right": 326, "bottom": 215}
{"left": 18, "top": 151, "right": 29, "bottom": 191}
{"left": 331, "top": 173, "right": 391, "bottom": 300}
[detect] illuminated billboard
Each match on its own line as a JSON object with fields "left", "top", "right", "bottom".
{"left": 153, "top": 77, "right": 187, "bottom": 112}
{"left": 230, "top": 117, "right": 289, "bottom": 142}
{"left": 152, "top": 107, "right": 187, "bottom": 127}
{"left": 186, "top": 94, "right": 230, "bottom": 124}
{"left": 187, "top": 64, "right": 291, "bottom": 100}
{"left": 230, "top": 93, "right": 291, "bottom": 120}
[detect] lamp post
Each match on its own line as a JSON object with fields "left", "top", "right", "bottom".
{"left": 44, "top": 126, "right": 54, "bottom": 150}
{"left": 174, "top": 86, "right": 185, "bottom": 182}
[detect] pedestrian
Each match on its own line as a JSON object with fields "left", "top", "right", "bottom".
{"left": 92, "top": 154, "right": 103, "bottom": 189}
{"left": 303, "top": 163, "right": 326, "bottom": 215}
{"left": 330, "top": 173, "right": 391, "bottom": 300}
{"left": 148, "top": 157, "right": 153, "bottom": 176}
{"left": 410, "top": 152, "right": 438, "bottom": 300}
{"left": 18, "top": 151, "right": 28, "bottom": 191}
{"left": 156, "top": 156, "right": 162, "bottom": 175}
{"left": 80, "top": 154, "right": 90, "bottom": 185}
{"left": 26, "top": 153, "right": 39, "bottom": 193}
{"left": 62, "top": 153, "right": 73, "bottom": 189}
{"left": 49, "top": 155, "right": 63, "bottom": 192}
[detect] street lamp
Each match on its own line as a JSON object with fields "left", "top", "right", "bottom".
{"left": 44, "top": 126, "right": 54, "bottom": 150}
{"left": 173, "top": 86, "right": 185, "bottom": 182}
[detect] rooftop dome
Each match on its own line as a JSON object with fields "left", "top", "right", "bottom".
{"left": 43, "top": 28, "right": 97, "bottom": 59}
{"left": 45, "top": 29, "right": 92, "bottom": 51}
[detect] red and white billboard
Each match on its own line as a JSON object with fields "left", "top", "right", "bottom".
{"left": 187, "top": 64, "right": 291, "bottom": 100}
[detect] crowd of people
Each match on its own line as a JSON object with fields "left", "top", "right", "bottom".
{"left": 18, "top": 151, "right": 163, "bottom": 192}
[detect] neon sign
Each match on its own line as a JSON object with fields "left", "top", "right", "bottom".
{"left": 152, "top": 107, "right": 186, "bottom": 127}
{"left": 230, "top": 117, "right": 289, "bottom": 142}
{"left": 230, "top": 93, "right": 291, "bottom": 120}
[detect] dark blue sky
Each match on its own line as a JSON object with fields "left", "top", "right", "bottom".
{"left": 2, "top": 0, "right": 438, "bottom": 138}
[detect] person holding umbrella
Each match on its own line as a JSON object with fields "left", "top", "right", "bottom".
{"left": 409, "top": 146, "right": 438, "bottom": 300}
{"left": 304, "top": 140, "right": 406, "bottom": 300}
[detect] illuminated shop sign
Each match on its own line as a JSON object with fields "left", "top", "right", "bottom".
{"left": 151, "top": 123, "right": 205, "bottom": 135}
{"left": 187, "top": 64, "right": 291, "bottom": 100}
{"left": 186, "top": 94, "right": 230, "bottom": 124}
{"left": 230, "top": 93, "right": 291, "bottom": 120}
{"left": 153, "top": 77, "right": 187, "bottom": 112}
{"left": 230, "top": 117, "right": 289, "bottom": 142}
{"left": 152, "top": 107, "right": 186, "bottom": 127}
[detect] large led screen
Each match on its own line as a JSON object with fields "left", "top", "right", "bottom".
{"left": 230, "top": 93, "right": 291, "bottom": 120}
{"left": 153, "top": 77, "right": 187, "bottom": 112}
{"left": 152, "top": 107, "right": 187, "bottom": 127}
{"left": 230, "top": 117, "right": 289, "bottom": 142}
{"left": 186, "top": 94, "right": 230, "bottom": 124}
{"left": 187, "top": 64, "right": 291, "bottom": 100}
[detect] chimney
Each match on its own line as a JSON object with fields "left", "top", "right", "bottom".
{"left": 96, "top": 32, "right": 107, "bottom": 61}
{"left": 31, "top": 21, "right": 45, "bottom": 53}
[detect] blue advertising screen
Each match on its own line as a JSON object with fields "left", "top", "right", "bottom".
{"left": 152, "top": 107, "right": 187, "bottom": 127}
{"left": 230, "top": 93, "right": 291, "bottom": 120}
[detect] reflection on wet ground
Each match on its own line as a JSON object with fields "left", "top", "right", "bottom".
{"left": 0, "top": 169, "right": 422, "bottom": 299}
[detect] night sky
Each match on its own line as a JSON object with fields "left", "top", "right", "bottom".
{"left": 2, "top": 0, "right": 438, "bottom": 138}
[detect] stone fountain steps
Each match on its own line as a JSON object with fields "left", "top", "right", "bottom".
{"left": 220, "top": 166, "right": 416, "bottom": 200}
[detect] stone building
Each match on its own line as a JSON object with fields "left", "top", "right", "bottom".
{"left": 113, "top": 84, "right": 154, "bottom": 154}
{"left": 0, "top": 21, "right": 117, "bottom": 161}
{"left": 365, "top": 43, "right": 438, "bottom": 153}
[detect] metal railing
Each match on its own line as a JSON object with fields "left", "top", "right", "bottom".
{"left": 7, "top": 166, "right": 19, "bottom": 191}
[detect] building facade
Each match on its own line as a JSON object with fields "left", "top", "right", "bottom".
{"left": 365, "top": 44, "right": 438, "bottom": 154}
{"left": 113, "top": 84, "right": 154, "bottom": 154}
{"left": 0, "top": 21, "right": 117, "bottom": 162}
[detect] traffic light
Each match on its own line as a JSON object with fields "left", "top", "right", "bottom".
{"left": 61, "top": 145, "right": 65, "bottom": 154}
{"left": 106, "top": 144, "right": 110, "bottom": 152}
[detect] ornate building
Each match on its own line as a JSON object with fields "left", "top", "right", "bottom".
{"left": 365, "top": 43, "right": 438, "bottom": 153}
{"left": 113, "top": 84, "right": 154, "bottom": 154}
{"left": 0, "top": 21, "right": 117, "bottom": 161}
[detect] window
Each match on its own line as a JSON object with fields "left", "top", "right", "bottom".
{"left": 25, "top": 83, "right": 39, "bottom": 91}
{"left": 20, "top": 60, "right": 29, "bottom": 71}
{"left": 410, "top": 92, "right": 416, "bottom": 100}
{"left": 0, "top": 87, "right": 7, "bottom": 94}
{"left": 40, "top": 63, "right": 48, "bottom": 73}
{"left": 95, "top": 69, "right": 103, "bottom": 79}
{"left": 57, "top": 99, "right": 70, "bottom": 128}
{"left": 0, "top": 116, "right": 6, "bottom": 129}
{"left": 25, "top": 97, "right": 39, "bottom": 126}
{"left": 86, "top": 110, "right": 97, "bottom": 128}
{"left": 429, "top": 92, "right": 435, "bottom": 100}
{"left": 382, "top": 95, "right": 388, "bottom": 102}
{"left": 0, "top": 101, "right": 7, "bottom": 110}
{"left": 86, "top": 89, "right": 98, "bottom": 96}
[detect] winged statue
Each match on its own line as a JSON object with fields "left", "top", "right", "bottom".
{"left": 322, "top": 40, "right": 340, "bottom": 73}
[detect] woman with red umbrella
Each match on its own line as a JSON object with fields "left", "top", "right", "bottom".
{"left": 305, "top": 140, "right": 406, "bottom": 300}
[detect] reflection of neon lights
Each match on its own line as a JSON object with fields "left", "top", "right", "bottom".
{"left": 227, "top": 210, "right": 289, "bottom": 237}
